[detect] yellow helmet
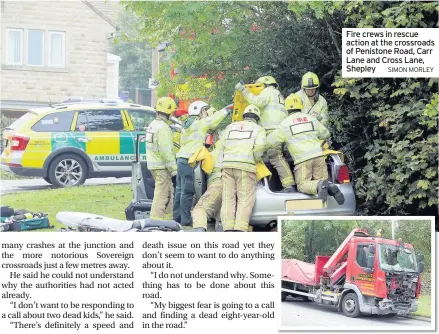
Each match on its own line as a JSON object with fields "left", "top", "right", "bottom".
{"left": 255, "top": 76, "right": 278, "bottom": 86}
{"left": 285, "top": 93, "right": 304, "bottom": 111}
{"left": 155, "top": 97, "right": 177, "bottom": 114}
{"left": 243, "top": 104, "right": 261, "bottom": 120}
{"left": 301, "top": 72, "right": 320, "bottom": 89}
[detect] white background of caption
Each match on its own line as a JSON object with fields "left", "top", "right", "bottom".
{"left": 342, "top": 28, "right": 438, "bottom": 78}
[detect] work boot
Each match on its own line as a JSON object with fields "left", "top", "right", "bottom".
{"left": 186, "top": 227, "right": 206, "bottom": 232}
{"left": 317, "top": 180, "right": 329, "bottom": 203}
{"left": 328, "top": 184, "right": 345, "bottom": 205}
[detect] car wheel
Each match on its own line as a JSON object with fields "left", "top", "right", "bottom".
{"left": 43, "top": 177, "right": 52, "bottom": 184}
{"left": 341, "top": 292, "right": 361, "bottom": 318}
{"left": 281, "top": 292, "right": 289, "bottom": 301}
{"left": 48, "top": 154, "right": 88, "bottom": 188}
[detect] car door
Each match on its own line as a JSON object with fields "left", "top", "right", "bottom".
{"left": 72, "top": 109, "right": 129, "bottom": 172}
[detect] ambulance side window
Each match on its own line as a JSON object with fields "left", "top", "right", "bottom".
{"left": 75, "top": 110, "right": 124, "bottom": 131}
{"left": 32, "top": 111, "right": 75, "bottom": 132}
{"left": 126, "top": 110, "right": 155, "bottom": 131}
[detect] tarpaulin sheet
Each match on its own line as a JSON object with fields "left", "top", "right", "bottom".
{"left": 282, "top": 259, "right": 316, "bottom": 286}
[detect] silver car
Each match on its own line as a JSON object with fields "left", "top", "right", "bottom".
{"left": 126, "top": 134, "right": 356, "bottom": 229}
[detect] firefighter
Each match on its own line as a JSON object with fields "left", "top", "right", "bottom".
{"left": 235, "top": 76, "right": 295, "bottom": 192}
{"left": 145, "top": 97, "right": 178, "bottom": 220}
{"left": 266, "top": 93, "right": 344, "bottom": 205}
{"left": 296, "top": 72, "right": 328, "bottom": 127}
{"left": 174, "top": 101, "right": 231, "bottom": 226}
{"left": 220, "top": 104, "right": 266, "bottom": 232}
{"left": 189, "top": 135, "right": 224, "bottom": 232}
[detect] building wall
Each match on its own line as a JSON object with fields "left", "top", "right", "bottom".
{"left": 0, "top": 1, "right": 115, "bottom": 103}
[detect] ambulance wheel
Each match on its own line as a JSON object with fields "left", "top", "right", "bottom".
{"left": 342, "top": 292, "right": 361, "bottom": 318}
{"left": 43, "top": 177, "right": 52, "bottom": 184}
{"left": 48, "top": 154, "right": 88, "bottom": 188}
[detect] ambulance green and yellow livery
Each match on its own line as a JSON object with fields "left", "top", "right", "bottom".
{"left": 1, "top": 100, "right": 179, "bottom": 187}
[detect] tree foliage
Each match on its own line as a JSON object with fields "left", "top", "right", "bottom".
{"left": 111, "top": 9, "right": 152, "bottom": 91}
{"left": 281, "top": 220, "right": 432, "bottom": 272}
{"left": 123, "top": 1, "right": 438, "bottom": 215}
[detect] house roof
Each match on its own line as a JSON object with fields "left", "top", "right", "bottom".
{"left": 83, "top": 1, "right": 119, "bottom": 29}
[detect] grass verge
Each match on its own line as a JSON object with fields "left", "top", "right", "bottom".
{"left": 1, "top": 184, "right": 132, "bottom": 230}
{"left": 413, "top": 295, "right": 431, "bottom": 317}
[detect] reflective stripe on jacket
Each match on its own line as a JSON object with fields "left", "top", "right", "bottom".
{"left": 242, "top": 86, "right": 287, "bottom": 131}
{"left": 177, "top": 108, "right": 228, "bottom": 159}
{"left": 296, "top": 89, "right": 328, "bottom": 127}
{"left": 145, "top": 116, "right": 177, "bottom": 176}
{"left": 266, "top": 112, "right": 329, "bottom": 165}
{"left": 220, "top": 120, "right": 266, "bottom": 173}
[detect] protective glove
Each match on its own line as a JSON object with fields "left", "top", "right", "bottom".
{"left": 171, "top": 175, "right": 177, "bottom": 188}
{"left": 235, "top": 81, "right": 245, "bottom": 92}
{"left": 225, "top": 103, "right": 234, "bottom": 115}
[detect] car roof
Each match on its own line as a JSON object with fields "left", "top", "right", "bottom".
{"left": 29, "top": 103, "right": 155, "bottom": 115}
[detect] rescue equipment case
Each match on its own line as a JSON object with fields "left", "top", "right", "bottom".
{"left": 232, "top": 84, "right": 264, "bottom": 122}
{"left": 125, "top": 200, "right": 152, "bottom": 220}
{"left": 8, "top": 217, "right": 51, "bottom": 231}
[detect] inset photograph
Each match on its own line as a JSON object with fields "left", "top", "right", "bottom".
{"left": 280, "top": 218, "right": 434, "bottom": 330}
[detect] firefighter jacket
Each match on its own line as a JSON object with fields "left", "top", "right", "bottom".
{"left": 242, "top": 86, "right": 287, "bottom": 132}
{"left": 220, "top": 119, "right": 266, "bottom": 173}
{"left": 177, "top": 108, "right": 228, "bottom": 159}
{"left": 266, "top": 112, "right": 330, "bottom": 165}
{"left": 209, "top": 138, "right": 224, "bottom": 185}
{"left": 295, "top": 89, "right": 329, "bottom": 127}
{"left": 145, "top": 116, "right": 177, "bottom": 176}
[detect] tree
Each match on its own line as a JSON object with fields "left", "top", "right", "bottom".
{"left": 111, "top": 9, "right": 152, "bottom": 92}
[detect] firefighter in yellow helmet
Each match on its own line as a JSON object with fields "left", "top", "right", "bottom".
{"left": 174, "top": 101, "right": 232, "bottom": 226}
{"left": 220, "top": 105, "right": 266, "bottom": 232}
{"left": 189, "top": 132, "right": 225, "bottom": 232}
{"left": 235, "top": 76, "right": 295, "bottom": 193}
{"left": 296, "top": 72, "right": 328, "bottom": 127}
{"left": 146, "top": 97, "right": 178, "bottom": 220}
{"left": 266, "top": 94, "right": 344, "bottom": 204}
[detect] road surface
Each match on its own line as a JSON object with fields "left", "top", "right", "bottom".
{"left": 281, "top": 297, "right": 431, "bottom": 329}
{"left": 0, "top": 177, "right": 131, "bottom": 195}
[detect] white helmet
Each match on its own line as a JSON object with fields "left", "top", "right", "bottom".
{"left": 188, "top": 101, "right": 209, "bottom": 116}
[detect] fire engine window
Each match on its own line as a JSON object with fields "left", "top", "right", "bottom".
{"left": 356, "top": 244, "right": 373, "bottom": 269}
{"left": 126, "top": 109, "right": 155, "bottom": 131}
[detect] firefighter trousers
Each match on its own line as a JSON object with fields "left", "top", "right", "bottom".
{"left": 150, "top": 169, "right": 174, "bottom": 220}
{"left": 192, "top": 178, "right": 222, "bottom": 230}
{"left": 267, "top": 147, "right": 295, "bottom": 188}
{"left": 294, "top": 156, "right": 328, "bottom": 195}
{"left": 221, "top": 168, "right": 257, "bottom": 232}
{"left": 173, "top": 158, "right": 195, "bottom": 226}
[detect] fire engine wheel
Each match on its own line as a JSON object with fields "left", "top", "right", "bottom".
{"left": 342, "top": 293, "right": 361, "bottom": 318}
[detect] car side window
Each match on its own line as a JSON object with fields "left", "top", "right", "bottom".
{"left": 31, "top": 111, "right": 75, "bottom": 132}
{"left": 75, "top": 110, "right": 123, "bottom": 131}
{"left": 126, "top": 109, "right": 155, "bottom": 131}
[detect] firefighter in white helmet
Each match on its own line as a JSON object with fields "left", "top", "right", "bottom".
{"left": 174, "top": 101, "right": 232, "bottom": 226}
{"left": 220, "top": 104, "right": 266, "bottom": 232}
{"left": 235, "top": 76, "right": 295, "bottom": 192}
